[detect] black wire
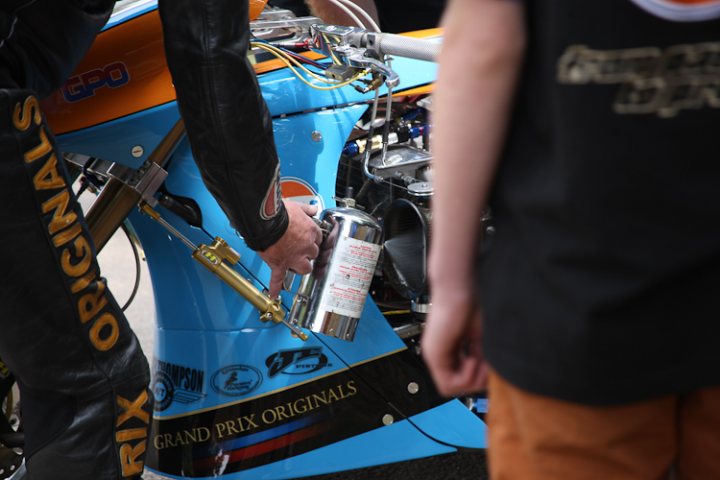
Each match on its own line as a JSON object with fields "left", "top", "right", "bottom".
{"left": 120, "top": 222, "right": 142, "bottom": 312}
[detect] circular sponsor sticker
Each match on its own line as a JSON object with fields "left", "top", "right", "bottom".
{"left": 280, "top": 177, "right": 324, "bottom": 211}
{"left": 152, "top": 371, "right": 175, "bottom": 412}
{"left": 211, "top": 365, "right": 263, "bottom": 397}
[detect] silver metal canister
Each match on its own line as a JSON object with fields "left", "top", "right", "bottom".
{"left": 289, "top": 207, "right": 383, "bottom": 341}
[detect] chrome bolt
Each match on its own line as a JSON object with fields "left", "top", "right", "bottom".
{"left": 407, "top": 382, "right": 419, "bottom": 395}
{"left": 131, "top": 145, "right": 144, "bottom": 158}
{"left": 311, "top": 130, "right": 323, "bottom": 142}
{"left": 382, "top": 414, "right": 394, "bottom": 426}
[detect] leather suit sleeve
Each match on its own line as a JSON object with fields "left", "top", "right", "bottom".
{"left": 158, "top": 0, "right": 289, "bottom": 251}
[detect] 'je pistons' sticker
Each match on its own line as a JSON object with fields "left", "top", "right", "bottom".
{"left": 319, "top": 237, "right": 381, "bottom": 319}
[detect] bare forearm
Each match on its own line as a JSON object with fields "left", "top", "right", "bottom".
{"left": 430, "top": 0, "right": 525, "bottom": 288}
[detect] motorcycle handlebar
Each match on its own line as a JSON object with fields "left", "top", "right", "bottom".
{"left": 372, "top": 33, "right": 440, "bottom": 63}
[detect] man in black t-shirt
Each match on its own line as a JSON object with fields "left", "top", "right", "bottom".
{"left": 424, "top": 0, "right": 720, "bottom": 478}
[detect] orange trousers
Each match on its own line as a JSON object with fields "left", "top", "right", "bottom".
{"left": 488, "top": 371, "right": 720, "bottom": 480}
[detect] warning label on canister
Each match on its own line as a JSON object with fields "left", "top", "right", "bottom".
{"left": 319, "top": 236, "right": 382, "bottom": 318}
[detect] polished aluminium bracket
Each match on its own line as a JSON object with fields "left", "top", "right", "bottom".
{"left": 86, "top": 119, "right": 186, "bottom": 252}
{"left": 107, "top": 161, "right": 168, "bottom": 207}
{"left": 139, "top": 203, "right": 308, "bottom": 341}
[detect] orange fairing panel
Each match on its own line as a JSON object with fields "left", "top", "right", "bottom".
{"left": 42, "top": 6, "right": 302, "bottom": 136}
{"left": 43, "top": 10, "right": 174, "bottom": 135}
{"left": 43, "top": 12, "right": 439, "bottom": 136}
{"left": 249, "top": 0, "right": 268, "bottom": 21}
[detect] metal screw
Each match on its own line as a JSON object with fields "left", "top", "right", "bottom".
{"left": 407, "top": 382, "right": 419, "bottom": 395}
{"left": 382, "top": 414, "right": 394, "bottom": 426}
{"left": 311, "top": 130, "right": 323, "bottom": 142}
{"left": 131, "top": 145, "right": 144, "bottom": 158}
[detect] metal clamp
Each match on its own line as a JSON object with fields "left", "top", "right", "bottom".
{"left": 108, "top": 161, "right": 168, "bottom": 207}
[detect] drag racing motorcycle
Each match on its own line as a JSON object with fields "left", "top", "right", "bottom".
{"left": 0, "top": 1, "right": 487, "bottom": 478}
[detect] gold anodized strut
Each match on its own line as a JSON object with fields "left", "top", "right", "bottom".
{"left": 139, "top": 203, "right": 308, "bottom": 341}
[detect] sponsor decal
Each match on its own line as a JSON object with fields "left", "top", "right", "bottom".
{"left": 211, "top": 364, "right": 263, "bottom": 397}
{"left": 62, "top": 61, "right": 131, "bottom": 103}
{"left": 152, "top": 372, "right": 174, "bottom": 412}
{"left": 280, "top": 177, "right": 324, "bottom": 211}
{"left": 265, "top": 347, "right": 331, "bottom": 378}
{"left": 628, "top": 0, "right": 720, "bottom": 22}
{"left": 153, "top": 360, "right": 206, "bottom": 412}
{"left": 557, "top": 41, "right": 720, "bottom": 117}
{"left": 260, "top": 166, "right": 282, "bottom": 220}
{"left": 145, "top": 349, "right": 445, "bottom": 477}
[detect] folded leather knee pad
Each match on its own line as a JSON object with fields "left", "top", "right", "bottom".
{"left": 0, "top": 89, "right": 152, "bottom": 478}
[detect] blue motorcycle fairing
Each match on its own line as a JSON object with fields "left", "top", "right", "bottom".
{"left": 55, "top": 16, "right": 486, "bottom": 477}
{"left": 146, "top": 419, "right": 457, "bottom": 480}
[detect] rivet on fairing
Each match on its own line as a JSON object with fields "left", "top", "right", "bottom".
{"left": 131, "top": 145, "right": 144, "bottom": 158}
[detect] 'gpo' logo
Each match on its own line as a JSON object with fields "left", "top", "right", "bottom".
{"left": 62, "top": 61, "right": 130, "bottom": 103}
{"left": 265, "top": 347, "right": 330, "bottom": 378}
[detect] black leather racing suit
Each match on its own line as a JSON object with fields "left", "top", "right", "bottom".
{"left": 0, "top": 0, "right": 287, "bottom": 478}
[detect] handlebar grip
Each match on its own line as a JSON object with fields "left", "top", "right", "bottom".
{"left": 375, "top": 33, "right": 440, "bottom": 62}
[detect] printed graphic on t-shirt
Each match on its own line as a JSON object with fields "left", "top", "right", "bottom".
{"left": 629, "top": 0, "right": 720, "bottom": 22}
{"left": 557, "top": 42, "right": 720, "bottom": 117}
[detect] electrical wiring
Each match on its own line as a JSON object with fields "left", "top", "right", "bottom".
{"left": 251, "top": 41, "right": 369, "bottom": 91}
{"left": 254, "top": 38, "right": 329, "bottom": 69}
{"left": 120, "top": 221, "right": 142, "bottom": 312}
{"left": 253, "top": 41, "right": 333, "bottom": 83}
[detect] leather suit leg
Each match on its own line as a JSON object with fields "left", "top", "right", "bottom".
{"left": 158, "top": 0, "right": 289, "bottom": 251}
{"left": 0, "top": 90, "right": 152, "bottom": 479}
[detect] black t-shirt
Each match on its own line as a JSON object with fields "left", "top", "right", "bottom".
{"left": 481, "top": 0, "right": 720, "bottom": 404}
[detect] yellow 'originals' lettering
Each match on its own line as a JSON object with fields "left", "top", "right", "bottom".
{"left": 89, "top": 312, "right": 119, "bottom": 351}
{"left": 33, "top": 154, "right": 66, "bottom": 190}
{"left": 24, "top": 127, "right": 53, "bottom": 164}
{"left": 41, "top": 189, "right": 78, "bottom": 235}
{"left": 12, "top": 96, "right": 41, "bottom": 132}
{"left": 60, "top": 235, "right": 92, "bottom": 278}
{"left": 70, "top": 268, "right": 97, "bottom": 294}
{"left": 52, "top": 222, "right": 82, "bottom": 248}
{"left": 78, "top": 279, "right": 108, "bottom": 324}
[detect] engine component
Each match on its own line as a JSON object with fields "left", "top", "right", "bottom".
{"left": 383, "top": 199, "right": 430, "bottom": 300}
{"left": 368, "top": 146, "right": 432, "bottom": 181}
{"left": 289, "top": 208, "right": 383, "bottom": 341}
